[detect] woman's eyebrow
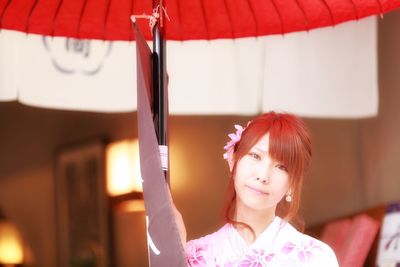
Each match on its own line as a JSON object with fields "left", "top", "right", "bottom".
{"left": 253, "top": 146, "right": 268, "bottom": 154}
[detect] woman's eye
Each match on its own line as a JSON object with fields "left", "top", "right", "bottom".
{"left": 249, "top": 152, "right": 261, "bottom": 160}
{"left": 276, "top": 164, "right": 288, "bottom": 172}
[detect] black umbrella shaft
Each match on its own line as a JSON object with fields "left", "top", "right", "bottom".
{"left": 152, "top": 19, "right": 169, "bottom": 183}
{"left": 152, "top": 25, "right": 167, "bottom": 145}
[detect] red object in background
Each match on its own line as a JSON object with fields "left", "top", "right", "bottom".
{"left": 321, "top": 214, "right": 380, "bottom": 267}
{"left": 321, "top": 217, "right": 353, "bottom": 259}
{"left": 0, "top": 0, "right": 399, "bottom": 41}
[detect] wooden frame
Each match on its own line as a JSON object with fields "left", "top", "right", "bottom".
{"left": 55, "top": 139, "right": 109, "bottom": 267}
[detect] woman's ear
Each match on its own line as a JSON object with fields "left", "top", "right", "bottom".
{"left": 286, "top": 188, "right": 292, "bottom": 196}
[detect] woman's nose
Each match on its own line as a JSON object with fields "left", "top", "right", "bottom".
{"left": 256, "top": 177, "right": 269, "bottom": 184}
{"left": 256, "top": 162, "right": 272, "bottom": 183}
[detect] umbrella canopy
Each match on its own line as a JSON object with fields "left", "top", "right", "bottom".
{"left": 0, "top": 16, "right": 382, "bottom": 118}
{"left": 0, "top": 0, "right": 399, "bottom": 40}
{"left": 1, "top": 1, "right": 399, "bottom": 118}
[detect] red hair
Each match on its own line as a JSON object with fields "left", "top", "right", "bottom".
{"left": 224, "top": 111, "right": 312, "bottom": 231}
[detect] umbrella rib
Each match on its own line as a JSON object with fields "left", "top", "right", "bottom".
{"left": 222, "top": 0, "right": 235, "bottom": 38}
{"left": 128, "top": 0, "right": 134, "bottom": 40}
{"left": 270, "top": 0, "right": 284, "bottom": 34}
{"left": 77, "top": 0, "right": 89, "bottom": 38}
{"left": 198, "top": 0, "right": 210, "bottom": 40}
{"left": 318, "top": 0, "right": 335, "bottom": 25}
{"left": 51, "top": 0, "right": 64, "bottom": 37}
{"left": 173, "top": 0, "right": 183, "bottom": 40}
{"left": 294, "top": 0, "right": 310, "bottom": 31}
{"left": 375, "top": 0, "right": 384, "bottom": 17}
{"left": 347, "top": 0, "right": 359, "bottom": 20}
{"left": 176, "top": 0, "right": 183, "bottom": 41}
{"left": 103, "top": 0, "right": 112, "bottom": 40}
{"left": 25, "top": 0, "right": 40, "bottom": 34}
{"left": 0, "top": 0, "right": 13, "bottom": 30}
{"left": 246, "top": 0, "right": 259, "bottom": 36}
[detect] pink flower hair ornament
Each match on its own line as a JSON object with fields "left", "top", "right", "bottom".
{"left": 223, "top": 122, "right": 251, "bottom": 160}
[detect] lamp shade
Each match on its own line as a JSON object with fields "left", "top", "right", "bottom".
{"left": 0, "top": 221, "right": 23, "bottom": 264}
{"left": 106, "top": 139, "right": 142, "bottom": 196}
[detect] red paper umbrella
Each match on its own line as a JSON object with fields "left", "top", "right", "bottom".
{"left": 0, "top": 0, "right": 399, "bottom": 41}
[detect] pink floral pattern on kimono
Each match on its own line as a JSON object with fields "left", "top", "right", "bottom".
{"left": 186, "top": 240, "right": 213, "bottom": 266}
{"left": 186, "top": 217, "right": 339, "bottom": 267}
{"left": 281, "top": 238, "right": 322, "bottom": 263}
{"left": 238, "top": 249, "right": 275, "bottom": 267}
{"left": 298, "top": 238, "right": 323, "bottom": 263}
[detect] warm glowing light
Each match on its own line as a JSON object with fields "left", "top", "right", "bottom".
{"left": 0, "top": 222, "right": 24, "bottom": 264}
{"left": 106, "top": 139, "right": 142, "bottom": 196}
{"left": 118, "top": 200, "right": 146, "bottom": 212}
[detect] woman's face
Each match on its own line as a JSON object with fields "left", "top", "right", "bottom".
{"left": 232, "top": 133, "right": 290, "bottom": 213}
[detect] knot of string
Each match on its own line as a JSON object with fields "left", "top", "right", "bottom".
{"left": 131, "top": 5, "right": 170, "bottom": 34}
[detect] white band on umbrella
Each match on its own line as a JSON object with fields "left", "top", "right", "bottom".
{"left": 159, "top": 145, "right": 168, "bottom": 171}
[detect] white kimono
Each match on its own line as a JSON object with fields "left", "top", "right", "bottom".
{"left": 186, "top": 216, "right": 339, "bottom": 267}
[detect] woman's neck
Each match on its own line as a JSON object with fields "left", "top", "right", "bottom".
{"left": 234, "top": 202, "right": 276, "bottom": 245}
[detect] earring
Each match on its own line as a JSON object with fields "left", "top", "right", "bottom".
{"left": 285, "top": 195, "right": 292, "bottom": 202}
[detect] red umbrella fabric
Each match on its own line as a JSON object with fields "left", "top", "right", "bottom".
{"left": 1, "top": 0, "right": 399, "bottom": 40}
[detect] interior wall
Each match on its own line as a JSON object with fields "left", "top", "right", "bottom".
{"left": 361, "top": 10, "right": 400, "bottom": 207}
{"left": 301, "top": 119, "right": 364, "bottom": 224}
{"left": 113, "top": 209, "right": 147, "bottom": 267}
{"left": 169, "top": 116, "right": 249, "bottom": 239}
{"left": 0, "top": 165, "right": 55, "bottom": 267}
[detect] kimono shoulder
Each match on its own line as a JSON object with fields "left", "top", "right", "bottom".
{"left": 186, "top": 224, "right": 231, "bottom": 266}
{"left": 185, "top": 217, "right": 339, "bottom": 267}
{"left": 276, "top": 220, "right": 339, "bottom": 267}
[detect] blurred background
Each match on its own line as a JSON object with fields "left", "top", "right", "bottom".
{"left": 0, "top": 8, "right": 399, "bottom": 267}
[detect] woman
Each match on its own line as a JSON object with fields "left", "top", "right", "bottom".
{"left": 175, "top": 111, "right": 339, "bottom": 266}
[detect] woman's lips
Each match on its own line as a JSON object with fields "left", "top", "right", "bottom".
{"left": 246, "top": 185, "right": 268, "bottom": 195}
